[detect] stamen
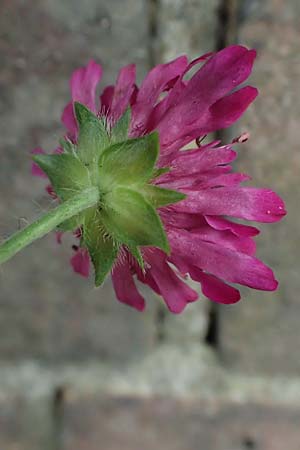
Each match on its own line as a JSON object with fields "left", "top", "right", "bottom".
{"left": 196, "top": 135, "right": 207, "bottom": 147}
{"left": 232, "top": 132, "right": 250, "bottom": 144}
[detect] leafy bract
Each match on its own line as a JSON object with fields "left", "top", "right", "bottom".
{"left": 83, "top": 208, "right": 119, "bottom": 286}
{"left": 99, "top": 132, "right": 159, "bottom": 187}
{"left": 32, "top": 153, "right": 91, "bottom": 201}
{"left": 127, "top": 244, "right": 144, "bottom": 271}
{"left": 142, "top": 185, "right": 186, "bottom": 208}
{"left": 33, "top": 107, "right": 183, "bottom": 284}
{"left": 111, "top": 108, "right": 131, "bottom": 143}
{"left": 56, "top": 215, "right": 85, "bottom": 232}
{"left": 102, "top": 187, "right": 169, "bottom": 253}
{"left": 151, "top": 167, "right": 170, "bottom": 179}
{"left": 74, "top": 102, "right": 110, "bottom": 164}
{"left": 59, "top": 138, "right": 76, "bottom": 155}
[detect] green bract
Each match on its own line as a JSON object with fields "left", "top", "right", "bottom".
{"left": 33, "top": 102, "right": 186, "bottom": 286}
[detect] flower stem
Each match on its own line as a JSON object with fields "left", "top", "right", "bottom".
{"left": 0, "top": 187, "right": 99, "bottom": 264}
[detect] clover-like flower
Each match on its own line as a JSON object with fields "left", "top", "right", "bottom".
{"left": 1, "top": 45, "right": 286, "bottom": 313}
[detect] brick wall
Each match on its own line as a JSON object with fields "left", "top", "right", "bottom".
{"left": 0, "top": 0, "right": 298, "bottom": 448}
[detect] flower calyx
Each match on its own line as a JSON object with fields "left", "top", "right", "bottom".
{"left": 33, "top": 103, "right": 186, "bottom": 285}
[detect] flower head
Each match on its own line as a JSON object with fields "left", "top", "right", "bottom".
{"left": 32, "top": 45, "right": 286, "bottom": 313}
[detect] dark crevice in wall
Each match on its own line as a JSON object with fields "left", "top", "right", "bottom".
{"left": 242, "top": 436, "right": 257, "bottom": 449}
{"left": 155, "top": 306, "right": 167, "bottom": 342}
{"left": 216, "top": 0, "right": 239, "bottom": 50}
{"left": 50, "top": 385, "right": 66, "bottom": 450}
{"left": 147, "top": 0, "right": 160, "bottom": 68}
{"left": 205, "top": 0, "right": 240, "bottom": 352}
{"left": 204, "top": 304, "right": 220, "bottom": 348}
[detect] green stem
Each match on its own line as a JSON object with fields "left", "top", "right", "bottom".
{"left": 0, "top": 187, "right": 99, "bottom": 264}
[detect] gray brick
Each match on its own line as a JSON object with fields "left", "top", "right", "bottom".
{"left": 0, "top": 395, "right": 52, "bottom": 450}
{"left": 157, "top": 0, "right": 219, "bottom": 61}
{"left": 63, "top": 396, "right": 300, "bottom": 450}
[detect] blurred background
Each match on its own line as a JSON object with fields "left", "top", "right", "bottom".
{"left": 0, "top": 0, "right": 299, "bottom": 449}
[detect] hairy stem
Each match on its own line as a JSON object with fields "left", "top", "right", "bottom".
{"left": 0, "top": 187, "right": 99, "bottom": 264}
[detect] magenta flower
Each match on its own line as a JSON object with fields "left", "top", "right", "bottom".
{"left": 32, "top": 45, "right": 286, "bottom": 313}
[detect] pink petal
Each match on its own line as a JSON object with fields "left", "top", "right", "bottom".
{"left": 100, "top": 85, "right": 115, "bottom": 115}
{"left": 168, "top": 253, "right": 190, "bottom": 276}
{"left": 145, "top": 249, "right": 198, "bottom": 314}
{"left": 62, "top": 60, "right": 103, "bottom": 135}
{"left": 61, "top": 102, "right": 77, "bottom": 136}
{"left": 176, "top": 187, "right": 286, "bottom": 223}
{"left": 185, "top": 52, "right": 214, "bottom": 71}
{"left": 112, "top": 259, "right": 145, "bottom": 311}
{"left": 148, "top": 79, "right": 187, "bottom": 132}
{"left": 190, "top": 225, "right": 256, "bottom": 255}
{"left": 185, "top": 46, "right": 256, "bottom": 111}
{"left": 158, "top": 167, "right": 232, "bottom": 190}
{"left": 53, "top": 146, "right": 64, "bottom": 155}
{"left": 45, "top": 184, "right": 57, "bottom": 199}
{"left": 157, "top": 46, "right": 256, "bottom": 147}
{"left": 149, "top": 53, "right": 213, "bottom": 130}
{"left": 70, "top": 60, "right": 102, "bottom": 112}
{"left": 204, "top": 86, "right": 258, "bottom": 132}
{"left": 172, "top": 87, "right": 258, "bottom": 142}
{"left": 55, "top": 232, "right": 63, "bottom": 244}
{"left": 160, "top": 210, "right": 207, "bottom": 229}
{"left": 205, "top": 216, "right": 260, "bottom": 237}
{"left": 189, "top": 267, "right": 241, "bottom": 304}
{"left": 110, "top": 64, "right": 136, "bottom": 121}
{"left": 31, "top": 148, "right": 47, "bottom": 178}
{"left": 136, "top": 266, "right": 161, "bottom": 295}
{"left": 169, "top": 229, "right": 278, "bottom": 291}
{"left": 194, "top": 172, "right": 251, "bottom": 189}
{"left": 131, "top": 55, "right": 188, "bottom": 136}
{"left": 168, "top": 146, "right": 236, "bottom": 177}
{"left": 137, "top": 55, "right": 188, "bottom": 105}
{"left": 70, "top": 248, "right": 90, "bottom": 278}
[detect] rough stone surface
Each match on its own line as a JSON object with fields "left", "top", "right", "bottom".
{"left": 0, "top": 395, "right": 52, "bottom": 450}
{"left": 157, "top": 0, "right": 219, "bottom": 60}
{"left": 220, "top": 0, "right": 300, "bottom": 375}
{"left": 63, "top": 396, "right": 300, "bottom": 450}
